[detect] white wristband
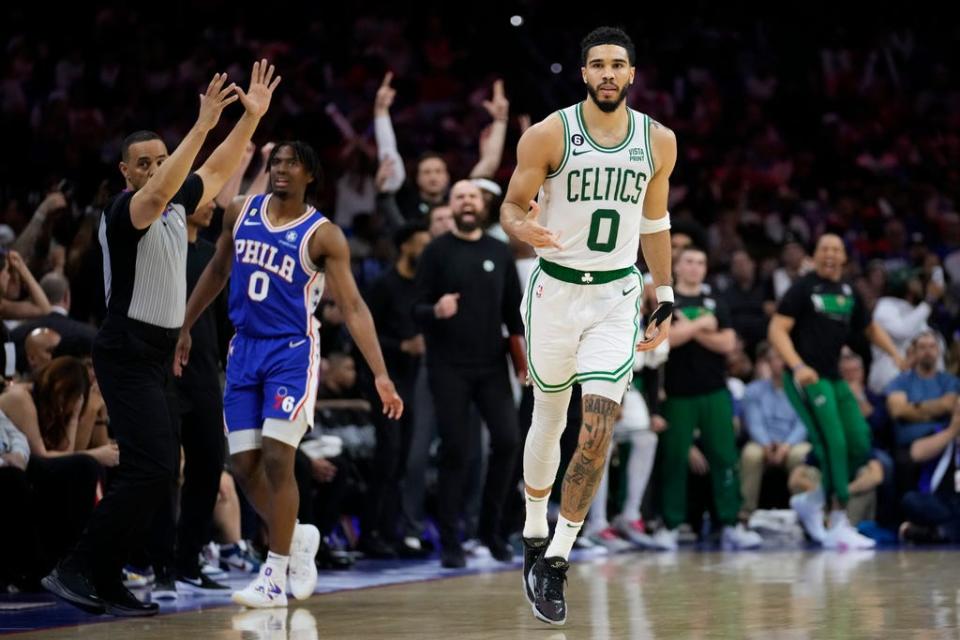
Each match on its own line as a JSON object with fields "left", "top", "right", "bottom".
{"left": 638, "top": 211, "right": 671, "bottom": 234}
{"left": 656, "top": 286, "right": 674, "bottom": 304}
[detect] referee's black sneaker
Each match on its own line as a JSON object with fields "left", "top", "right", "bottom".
{"left": 530, "top": 555, "right": 568, "bottom": 625}
{"left": 522, "top": 537, "right": 548, "bottom": 604}
{"left": 41, "top": 564, "right": 104, "bottom": 615}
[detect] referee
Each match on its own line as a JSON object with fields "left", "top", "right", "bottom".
{"left": 43, "top": 62, "right": 280, "bottom": 617}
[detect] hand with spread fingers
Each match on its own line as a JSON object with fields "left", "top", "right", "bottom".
{"left": 196, "top": 72, "right": 239, "bottom": 132}
{"left": 236, "top": 59, "right": 282, "bottom": 119}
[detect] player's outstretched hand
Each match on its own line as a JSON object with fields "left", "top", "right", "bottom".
{"left": 514, "top": 200, "right": 562, "bottom": 250}
{"left": 173, "top": 330, "right": 192, "bottom": 377}
{"left": 375, "top": 374, "right": 404, "bottom": 420}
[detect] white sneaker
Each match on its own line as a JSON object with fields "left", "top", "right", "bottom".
{"left": 649, "top": 528, "right": 679, "bottom": 551}
{"left": 721, "top": 524, "right": 763, "bottom": 550}
{"left": 232, "top": 566, "right": 288, "bottom": 608}
{"left": 822, "top": 512, "right": 876, "bottom": 550}
{"left": 790, "top": 489, "right": 827, "bottom": 543}
{"left": 288, "top": 524, "right": 320, "bottom": 600}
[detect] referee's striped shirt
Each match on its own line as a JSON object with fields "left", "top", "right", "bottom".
{"left": 98, "top": 174, "right": 204, "bottom": 329}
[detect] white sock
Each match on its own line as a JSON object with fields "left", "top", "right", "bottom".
{"left": 546, "top": 515, "right": 583, "bottom": 560}
{"left": 621, "top": 430, "right": 658, "bottom": 522}
{"left": 523, "top": 492, "right": 550, "bottom": 539}
{"left": 264, "top": 551, "right": 289, "bottom": 588}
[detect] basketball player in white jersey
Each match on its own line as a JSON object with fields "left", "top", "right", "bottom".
{"left": 500, "top": 26, "right": 675, "bottom": 625}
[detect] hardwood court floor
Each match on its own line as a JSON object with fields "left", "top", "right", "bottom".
{"left": 9, "top": 550, "right": 960, "bottom": 639}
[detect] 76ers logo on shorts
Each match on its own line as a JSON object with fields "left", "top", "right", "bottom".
{"left": 274, "top": 387, "right": 295, "bottom": 413}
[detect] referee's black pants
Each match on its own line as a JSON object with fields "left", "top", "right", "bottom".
{"left": 428, "top": 360, "right": 520, "bottom": 549}
{"left": 69, "top": 316, "right": 179, "bottom": 590}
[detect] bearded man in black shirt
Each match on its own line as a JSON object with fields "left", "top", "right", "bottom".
{"left": 414, "top": 180, "right": 525, "bottom": 568}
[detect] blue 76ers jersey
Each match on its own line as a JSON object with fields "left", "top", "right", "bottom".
{"left": 229, "top": 193, "right": 327, "bottom": 338}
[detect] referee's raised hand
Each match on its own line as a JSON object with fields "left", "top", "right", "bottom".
{"left": 235, "top": 58, "right": 282, "bottom": 119}
{"left": 196, "top": 72, "right": 239, "bottom": 132}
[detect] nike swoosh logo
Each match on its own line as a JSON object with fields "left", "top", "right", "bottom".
{"left": 289, "top": 339, "right": 307, "bottom": 348}
{"left": 572, "top": 149, "right": 592, "bottom": 156}
{"left": 565, "top": 523, "right": 579, "bottom": 528}
{"left": 622, "top": 285, "right": 638, "bottom": 296}
{"left": 243, "top": 220, "right": 261, "bottom": 226}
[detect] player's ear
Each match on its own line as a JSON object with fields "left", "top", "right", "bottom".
{"left": 118, "top": 161, "right": 128, "bottom": 179}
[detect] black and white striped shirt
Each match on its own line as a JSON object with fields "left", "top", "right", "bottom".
{"left": 98, "top": 174, "right": 204, "bottom": 329}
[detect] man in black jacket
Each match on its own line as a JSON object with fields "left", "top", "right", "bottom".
{"left": 415, "top": 180, "right": 526, "bottom": 568}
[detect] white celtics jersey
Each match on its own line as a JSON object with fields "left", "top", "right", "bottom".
{"left": 536, "top": 102, "right": 655, "bottom": 272}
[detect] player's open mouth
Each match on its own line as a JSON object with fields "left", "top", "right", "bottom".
{"left": 274, "top": 179, "right": 289, "bottom": 188}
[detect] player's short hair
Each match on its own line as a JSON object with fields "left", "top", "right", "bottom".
{"left": 121, "top": 130, "right": 162, "bottom": 162}
{"left": 268, "top": 141, "right": 324, "bottom": 198}
{"left": 394, "top": 220, "right": 428, "bottom": 249}
{"left": 581, "top": 26, "right": 636, "bottom": 66}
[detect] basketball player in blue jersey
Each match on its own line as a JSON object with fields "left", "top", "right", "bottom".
{"left": 174, "top": 141, "right": 403, "bottom": 608}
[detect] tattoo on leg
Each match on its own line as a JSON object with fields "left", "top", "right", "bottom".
{"left": 561, "top": 395, "right": 620, "bottom": 516}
